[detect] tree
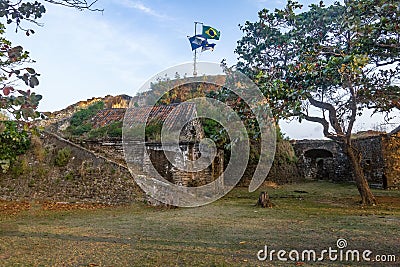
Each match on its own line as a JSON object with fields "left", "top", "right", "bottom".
{"left": 0, "top": 120, "right": 30, "bottom": 172}
{"left": 0, "top": 1, "right": 100, "bottom": 172}
{"left": 235, "top": 0, "right": 400, "bottom": 205}
{"left": 0, "top": 0, "right": 101, "bottom": 121}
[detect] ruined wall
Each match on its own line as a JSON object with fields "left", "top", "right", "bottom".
{"left": 293, "top": 135, "right": 400, "bottom": 188}
{"left": 382, "top": 132, "right": 400, "bottom": 188}
{"left": 82, "top": 139, "right": 126, "bottom": 165}
{"left": 292, "top": 140, "right": 351, "bottom": 182}
{"left": 144, "top": 142, "right": 223, "bottom": 187}
{"left": 353, "top": 136, "right": 385, "bottom": 185}
{"left": 0, "top": 132, "right": 144, "bottom": 204}
{"left": 85, "top": 139, "right": 224, "bottom": 187}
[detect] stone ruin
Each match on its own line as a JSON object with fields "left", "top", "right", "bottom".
{"left": 81, "top": 102, "right": 224, "bottom": 188}
{"left": 292, "top": 129, "right": 400, "bottom": 189}
{"left": 40, "top": 95, "right": 400, "bottom": 190}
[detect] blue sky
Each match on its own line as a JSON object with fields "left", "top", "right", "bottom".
{"left": 4, "top": 0, "right": 399, "bottom": 139}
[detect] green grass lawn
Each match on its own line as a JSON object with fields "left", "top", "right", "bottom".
{"left": 1, "top": 181, "right": 399, "bottom": 266}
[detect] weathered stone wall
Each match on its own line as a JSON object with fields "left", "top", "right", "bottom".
{"left": 0, "top": 131, "right": 144, "bottom": 204}
{"left": 82, "top": 140, "right": 224, "bottom": 187}
{"left": 353, "top": 136, "right": 385, "bottom": 185}
{"left": 292, "top": 140, "right": 351, "bottom": 182}
{"left": 81, "top": 139, "right": 126, "bottom": 165}
{"left": 141, "top": 142, "right": 223, "bottom": 187}
{"left": 382, "top": 132, "right": 400, "bottom": 188}
{"left": 292, "top": 135, "right": 400, "bottom": 188}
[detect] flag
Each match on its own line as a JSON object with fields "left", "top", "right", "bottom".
{"left": 188, "top": 35, "right": 206, "bottom": 50}
{"left": 201, "top": 42, "right": 216, "bottom": 52}
{"left": 202, "top": 25, "right": 220, "bottom": 40}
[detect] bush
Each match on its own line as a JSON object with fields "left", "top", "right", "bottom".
{"left": 69, "top": 101, "right": 104, "bottom": 127}
{"left": 107, "top": 122, "right": 123, "bottom": 137}
{"left": 87, "top": 126, "right": 108, "bottom": 139}
{"left": 54, "top": 147, "right": 72, "bottom": 167}
{"left": 0, "top": 121, "right": 30, "bottom": 173}
{"left": 66, "top": 101, "right": 104, "bottom": 137}
{"left": 31, "top": 135, "right": 46, "bottom": 162}
{"left": 71, "top": 123, "right": 92, "bottom": 136}
{"left": 145, "top": 122, "right": 163, "bottom": 141}
{"left": 87, "top": 121, "right": 122, "bottom": 139}
{"left": 10, "top": 156, "right": 30, "bottom": 176}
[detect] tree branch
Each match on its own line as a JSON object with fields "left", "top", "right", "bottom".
{"left": 375, "top": 58, "right": 400, "bottom": 67}
{"left": 44, "top": 0, "right": 103, "bottom": 12}
{"left": 296, "top": 111, "right": 341, "bottom": 141}
{"left": 346, "top": 84, "right": 357, "bottom": 136}
{"left": 389, "top": 124, "right": 400, "bottom": 136}
{"left": 306, "top": 94, "right": 344, "bottom": 136}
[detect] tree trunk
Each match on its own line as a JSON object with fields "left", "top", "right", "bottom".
{"left": 343, "top": 142, "right": 377, "bottom": 206}
{"left": 257, "top": 191, "right": 273, "bottom": 208}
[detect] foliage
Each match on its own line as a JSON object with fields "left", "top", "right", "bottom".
{"left": 236, "top": 0, "right": 399, "bottom": 137}
{"left": 0, "top": 0, "right": 101, "bottom": 121}
{"left": 66, "top": 101, "right": 103, "bottom": 136}
{"left": 234, "top": 0, "right": 400, "bottom": 205}
{"left": 201, "top": 118, "right": 229, "bottom": 148}
{"left": 65, "top": 101, "right": 126, "bottom": 139}
{"left": 206, "top": 84, "right": 262, "bottom": 141}
{"left": 0, "top": 21, "right": 42, "bottom": 120}
{"left": 0, "top": 120, "right": 30, "bottom": 172}
{"left": 138, "top": 75, "right": 225, "bottom": 106}
{"left": 69, "top": 101, "right": 104, "bottom": 127}
{"left": 70, "top": 123, "right": 92, "bottom": 136}
{"left": 88, "top": 121, "right": 122, "bottom": 139}
{"left": 54, "top": 147, "right": 71, "bottom": 167}
{"left": 144, "top": 121, "right": 163, "bottom": 141}
{"left": 0, "top": 1, "right": 102, "bottom": 31}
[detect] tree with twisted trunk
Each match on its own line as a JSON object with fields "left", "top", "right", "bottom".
{"left": 235, "top": 0, "right": 400, "bottom": 205}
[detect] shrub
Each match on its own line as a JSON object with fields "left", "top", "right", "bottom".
{"left": 10, "top": 156, "right": 30, "bottom": 176}
{"left": 107, "top": 122, "right": 123, "bottom": 137}
{"left": 31, "top": 135, "right": 46, "bottom": 162}
{"left": 66, "top": 101, "right": 104, "bottom": 137}
{"left": 69, "top": 101, "right": 104, "bottom": 127}
{"left": 145, "top": 121, "right": 163, "bottom": 141}
{"left": 0, "top": 121, "right": 30, "bottom": 173}
{"left": 87, "top": 121, "right": 122, "bottom": 139}
{"left": 54, "top": 147, "right": 72, "bottom": 167}
{"left": 71, "top": 123, "right": 92, "bottom": 136}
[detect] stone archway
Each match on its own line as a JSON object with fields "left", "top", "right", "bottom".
{"left": 303, "top": 149, "right": 334, "bottom": 180}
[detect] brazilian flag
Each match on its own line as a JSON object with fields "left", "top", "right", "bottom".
{"left": 202, "top": 25, "right": 220, "bottom": 40}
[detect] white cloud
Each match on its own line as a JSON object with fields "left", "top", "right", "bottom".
{"left": 116, "top": 0, "right": 171, "bottom": 20}
{"left": 4, "top": 3, "right": 181, "bottom": 111}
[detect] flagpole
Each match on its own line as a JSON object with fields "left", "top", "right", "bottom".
{"left": 193, "top": 21, "right": 203, "bottom": 77}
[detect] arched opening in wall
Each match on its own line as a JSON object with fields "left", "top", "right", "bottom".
{"left": 303, "top": 149, "right": 334, "bottom": 180}
{"left": 304, "top": 149, "right": 333, "bottom": 158}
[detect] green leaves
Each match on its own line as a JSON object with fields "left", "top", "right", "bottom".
{"left": 235, "top": 0, "right": 400, "bottom": 138}
{"left": 0, "top": 40, "right": 42, "bottom": 121}
{"left": 0, "top": 121, "right": 30, "bottom": 172}
{"left": 0, "top": 1, "right": 46, "bottom": 31}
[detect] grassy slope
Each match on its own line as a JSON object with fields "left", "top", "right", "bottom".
{"left": 0, "top": 181, "right": 399, "bottom": 267}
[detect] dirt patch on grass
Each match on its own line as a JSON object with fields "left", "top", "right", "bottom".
{"left": 0, "top": 200, "right": 112, "bottom": 214}
{"left": 0, "top": 201, "right": 30, "bottom": 215}
{"left": 41, "top": 201, "right": 111, "bottom": 211}
{"left": 376, "top": 195, "right": 400, "bottom": 206}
